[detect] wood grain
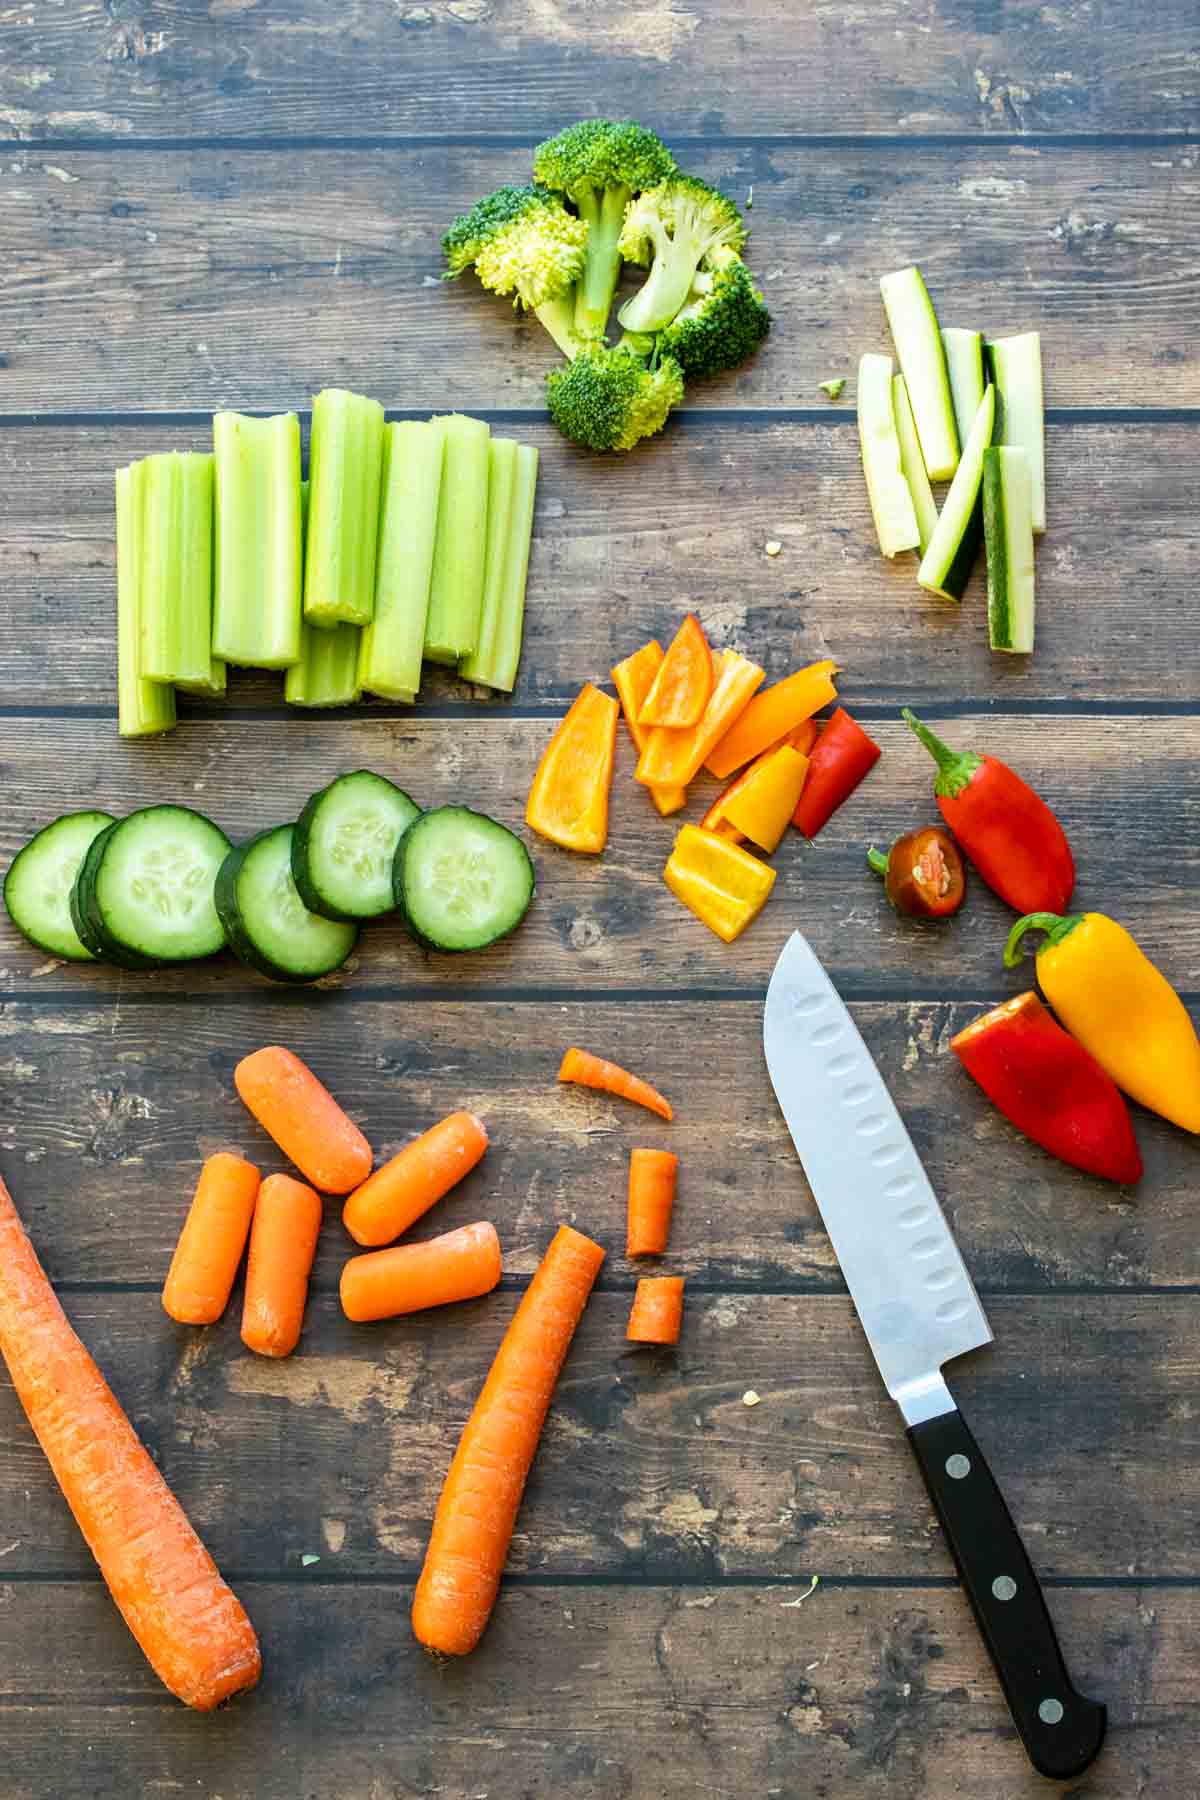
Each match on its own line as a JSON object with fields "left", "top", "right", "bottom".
{"left": 2, "top": 0, "right": 1198, "bottom": 140}
{"left": 3, "top": 419, "right": 1199, "bottom": 709}
{"left": 2, "top": 144, "right": 1197, "bottom": 413}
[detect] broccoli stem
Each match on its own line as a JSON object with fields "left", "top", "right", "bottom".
{"left": 535, "top": 292, "right": 584, "bottom": 359}
{"left": 572, "top": 185, "right": 630, "bottom": 342}
{"left": 619, "top": 230, "right": 699, "bottom": 336}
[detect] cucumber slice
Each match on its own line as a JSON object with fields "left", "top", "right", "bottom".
{"left": 983, "top": 447, "right": 1036, "bottom": 654}
{"left": 396, "top": 806, "right": 534, "bottom": 954}
{"left": 76, "top": 806, "right": 231, "bottom": 966}
{"left": 292, "top": 771, "right": 420, "bottom": 922}
{"left": 918, "top": 385, "right": 996, "bottom": 602}
{"left": 941, "top": 329, "right": 986, "bottom": 450}
{"left": 217, "top": 824, "right": 359, "bottom": 983}
{"left": 879, "top": 267, "right": 959, "bottom": 481}
{"left": 5, "top": 811, "right": 116, "bottom": 961}
{"left": 892, "top": 374, "right": 939, "bottom": 554}
{"left": 857, "top": 354, "right": 920, "bottom": 558}
{"left": 986, "top": 332, "right": 1046, "bottom": 533}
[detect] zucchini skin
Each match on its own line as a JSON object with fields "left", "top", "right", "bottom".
{"left": 216, "top": 827, "right": 359, "bottom": 985}
{"left": 393, "top": 806, "right": 535, "bottom": 955}
{"left": 71, "top": 824, "right": 160, "bottom": 971}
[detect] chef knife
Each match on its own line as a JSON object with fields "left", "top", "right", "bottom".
{"left": 763, "top": 931, "right": 1105, "bottom": 1781}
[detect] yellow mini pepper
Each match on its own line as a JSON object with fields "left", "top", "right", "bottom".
{"left": 526, "top": 682, "right": 618, "bottom": 854}
{"left": 1005, "top": 911, "right": 1200, "bottom": 1134}
{"left": 664, "top": 824, "right": 776, "bottom": 943}
{"left": 702, "top": 743, "right": 810, "bottom": 854}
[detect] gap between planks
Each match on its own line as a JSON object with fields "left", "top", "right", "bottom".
{"left": 1, "top": 1567, "right": 1197, "bottom": 1590}
{"left": 1, "top": 408, "right": 1198, "bottom": 431}
{"left": 2, "top": 131, "right": 1199, "bottom": 155}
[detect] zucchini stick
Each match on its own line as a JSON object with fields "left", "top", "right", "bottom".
{"left": 359, "top": 420, "right": 445, "bottom": 702}
{"left": 459, "top": 441, "right": 538, "bottom": 693}
{"left": 304, "top": 388, "right": 386, "bottom": 628}
{"left": 115, "top": 464, "right": 176, "bottom": 739}
{"left": 139, "top": 451, "right": 224, "bottom": 694}
{"left": 285, "top": 622, "right": 362, "bottom": 708}
{"left": 857, "top": 353, "right": 920, "bottom": 558}
{"left": 212, "top": 411, "right": 303, "bottom": 669}
{"left": 424, "top": 413, "right": 491, "bottom": 665}
{"left": 891, "top": 376, "right": 938, "bottom": 556}
{"left": 986, "top": 332, "right": 1046, "bottom": 534}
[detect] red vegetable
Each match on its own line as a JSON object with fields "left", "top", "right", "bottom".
{"left": 868, "top": 826, "right": 965, "bottom": 918}
{"left": 792, "top": 707, "right": 881, "bottom": 837}
{"left": 952, "top": 992, "right": 1142, "bottom": 1185}
{"left": 903, "top": 710, "right": 1074, "bottom": 915}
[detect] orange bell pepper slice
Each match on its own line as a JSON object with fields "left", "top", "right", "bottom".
{"left": 636, "top": 613, "right": 712, "bottom": 730}
{"left": 663, "top": 824, "right": 776, "bottom": 943}
{"left": 703, "top": 743, "right": 810, "bottom": 854}
{"left": 704, "top": 660, "right": 838, "bottom": 781}
{"left": 788, "top": 718, "right": 819, "bottom": 758}
{"left": 636, "top": 651, "right": 765, "bottom": 791}
{"left": 526, "top": 682, "right": 619, "bottom": 854}
{"left": 611, "top": 642, "right": 687, "bottom": 817}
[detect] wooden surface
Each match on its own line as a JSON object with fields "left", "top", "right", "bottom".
{"left": 1, "top": 1, "right": 1198, "bottom": 1794}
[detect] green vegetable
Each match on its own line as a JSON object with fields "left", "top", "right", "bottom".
{"left": 617, "top": 176, "right": 748, "bottom": 336}
{"left": 983, "top": 446, "right": 1036, "bottom": 654}
{"left": 533, "top": 119, "right": 676, "bottom": 342}
{"left": 74, "top": 806, "right": 231, "bottom": 967}
{"left": 285, "top": 623, "right": 362, "bottom": 707}
{"left": 917, "top": 384, "right": 996, "bottom": 601}
{"left": 304, "top": 388, "right": 385, "bottom": 629}
{"left": 424, "top": 414, "right": 491, "bottom": 664}
{"left": 986, "top": 331, "right": 1046, "bottom": 533}
{"left": 443, "top": 184, "right": 589, "bottom": 359}
{"left": 879, "top": 266, "right": 958, "bottom": 481}
{"left": 818, "top": 378, "right": 845, "bottom": 400}
{"left": 292, "top": 770, "right": 420, "bottom": 922}
{"left": 212, "top": 411, "right": 303, "bottom": 669}
{"left": 216, "top": 824, "right": 358, "bottom": 984}
{"left": 360, "top": 420, "right": 445, "bottom": 702}
{"left": 4, "top": 811, "right": 116, "bottom": 962}
{"left": 546, "top": 343, "right": 684, "bottom": 452}
{"left": 856, "top": 353, "right": 919, "bottom": 558}
{"left": 115, "top": 464, "right": 176, "bottom": 739}
{"left": 941, "top": 328, "right": 986, "bottom": 449}
{"left": 655, "top": 248, "right": 770, "bottom": 380}
{"left": 892, "top": 373, "right": 939, "bottom": 554}
{"left": 137, "top": 451, "right": 223, "bottom": 694}
{"left": 395, "top": 806, "right": 535, "bottom": 953}
{"left": 460, "top": 441, "right": 538, "bottom": 692}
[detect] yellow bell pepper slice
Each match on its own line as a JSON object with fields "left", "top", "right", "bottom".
{"left": 635, "top": 650, "right": 765, "bottom": 791}
{"left": 526, "top": 682, "right": 619, "bottom": 853}
{"left": 720, "top": 743, "right": 810, "bottom": 853}
{"left": 611, "top": 642, "right": 687, "bottom": 817}
{"left": 663, "top": 824, "right": 776, "bottom": 943}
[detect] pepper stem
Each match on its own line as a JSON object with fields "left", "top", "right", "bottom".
{"left": 901, "top": 708, "right": 983, "bottom": 799}
{"left": 1003, "top": 911, "right": 1084, "bottom": 968}
{"left": 866, "top": 847, "right": 889, "bottom": 878}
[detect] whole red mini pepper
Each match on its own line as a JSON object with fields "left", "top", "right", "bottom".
{"left": 793, "top": 707, "right": 881, "bottom": 838}
{"left": 868, "top": 825, "right": 965, "bottom": 918}
{"left": 902, "top": 710, "right": 1074, "bottom": 914}
{"left": 952, "top": 992, "right": 1142, "bottom": 1185}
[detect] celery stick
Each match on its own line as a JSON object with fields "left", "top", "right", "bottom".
{"left": 304, "top": 388, "right": 385, "bottom": 628}
{"left": 115, "top": 464, "right": 175, "bottom": 738}
{"left": 138, "top": 450, "right": 224, "bottom": 694}
{"left": 424, "top": 413, "right": 490, "bottom": 664}
{"left": 459, "top": 440, "right": 538, "bottom": 692}
{"left": 212, "top": 411, "right": 302, "bottom": 668}
{"left": 359, "top": 420, "right": 445, "bottom": 702}
{"left": 285, "top": 621, "right": 362, "bottom": 708}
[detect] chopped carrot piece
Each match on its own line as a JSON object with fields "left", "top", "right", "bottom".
{"left": 526, "top": 682, "right": 619, "bottom": 854}
{"left": 705, "top": 660, "right": 838, "bottom": 780}
{"left": 240, "top": 1173, "right": 323, "bottom": 1359}
{"left": 611, "top": 641, "right": 687, "bottom": 816}
{"left": 636, "top": 650, "right": 765, "bottom": 790}
{"left": 627, "top": 1149, "right": 678, "bottom": 1256}
{"left": 343, "top": 1111, "right": 489, "bottom": 1248}
{"left": 636, "top": 613, "right": 712, "bottom": 729}
{"left": 559, "top": 1046, "right": 672, "bottom": 1120}
{"left": 627, "top": 1275, "right": 685, "bottom": 1345}
{"left": 162, "top": 1151, "right": 261, "bottom": 1325}
{"left": 341, "top": 1221, "right": 502, "bottom": 1322}
{"left": 234, "top": 1046, "right": 372, "bottom": 1195}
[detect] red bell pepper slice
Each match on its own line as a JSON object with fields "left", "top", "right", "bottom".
{"left": 792, "top": 707, "right": 881, "bottom": 838}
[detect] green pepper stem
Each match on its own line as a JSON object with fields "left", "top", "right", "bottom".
{"left": 866, "top": 847, "right": 889, "bottom": 878}
{"left": 901, "top": 708, "right": 983, "bottom": 799}
{"left": 1003, "top": 911, "right": 1084, "bottom": 968}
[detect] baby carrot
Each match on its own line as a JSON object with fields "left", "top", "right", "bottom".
{"left": 0, "top": 1174, "right": 261, "bottom": 1709}
{"left": 162, "top": 1151, "right": 261, "bottom": 1325}
{"left": 412, "top": 1223, "right": 605, "bottom": 1657}
{"left": 341, "top": 1220, "right": 502, "bottom": 1322}
{"left": 342, "top": 1110, "right": 489, "bottom": 1248}
{"left": 627, "top": 1274, "right": 685, "bottom": 1345}
{"left": 234, "top": 1045, "right": 372, "bottom": 1194}
{"left": 626, "top": 1148, "right": 678, "bottom": 1257}
{"left": 558, "top": 1047, "right": 672, "bottom": 1121}
{"left": 240, "top": 1172, "right": 323, "bottom": 1358}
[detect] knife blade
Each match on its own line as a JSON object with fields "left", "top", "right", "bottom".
{"left": 764, "top": 931, "right": 1105, "bottom": 1781}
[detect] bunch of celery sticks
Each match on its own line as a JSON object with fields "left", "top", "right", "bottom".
{"left": 116, "top": 392, "right": 538, "bottom": 737}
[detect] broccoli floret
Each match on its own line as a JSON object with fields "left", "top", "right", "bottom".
{"left": 656, "top": 249, "right": 771, "bottom": 379}
{"left": 546, "top": 343, "right": 684, "bottom": 452}
{"left": 617, "top": 176, "right": 748, "bottom": 336}
{"left": 443, "top": 184, "right": 589, "bottom": 358}
{"left": 533, "top": 120, "right": 676, "bottom": 343}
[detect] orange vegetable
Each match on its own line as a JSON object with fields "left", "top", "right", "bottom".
{"left": 559, "top": 1046, "right": 672, "bottom": 1120}
{"left": 718, "top": 744, "right": 810, "bottom": 853}
{"left": 0, "top": 1173, "right": 261, "bottom": 1709}
{"left": 526, "top": 682, "right": 619, "bottom": 854}
{"left": 611, "top": 641, "right": 687, "bottom": 816}
{"left": 343, "top": 1110, "right": 489, "bottom": 1248}
{"left": 626, "top": 1149, "right": 678, "bottom": 1256}
{"left": 162, "top": 1151, "right": 261, "bottom": 1325}
{"left": 627, "top": 1275, "right": 685, "bottom": 1345}
{"left": 664, "top": 824, "right": 776, "bottom": 943}
{"left": 788, "top": 718, "right": 819, "bottom": 758}
{"left": 341, "top": 1220, "right": 502, "bottom": 1322}
{"left": 412, "top": 1224, "right": 605, "bottom": 1656}
{"left": 705, "top": 660, "right": 838, "bottom": 780}
{"left": 636, "top": 613, "right": 712, "bottom": 729}
{"left": 240, "top": 1172, "right": 323, "bottom": 1358}
{"left": 636, "top": 650, "right": 765, "bottom": 790}
{"left": 234, "top": 1046, "right": 373, "bottom": 1195}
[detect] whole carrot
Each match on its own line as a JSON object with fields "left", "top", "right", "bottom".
{"left": 162, "top": 1151, "right": 261, "bottom": 1325}
{"left": 234, "top": 1045, "right": 372, "bottom": 1194}
{"left": 343, "top": 1111, "right": 489, "bottom": 1248}
{"left": 558, "top": 1047, "right": 672, "bottom": 1121}
{"left": 0, "top": 1174, "right": 261, "bottom": 1709}
{"left": 341, "top": 1221, "right": 502, "bottom": 1322}
{"left": 240, "top": 1172, "right": 323, "bottom": 1358}
{"left": 627, "top": 1275, "right": 685, "bottom": 1345}
{"left": 626, "top": 1148, "right": 678, "bottom": 1257}
{"left": 412, "top": 1224, "right": 605, "bottom": 1657}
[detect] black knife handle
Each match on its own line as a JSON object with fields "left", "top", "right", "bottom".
{"left": 907, "top": 1407, "right": 1106, "bottom": 1780}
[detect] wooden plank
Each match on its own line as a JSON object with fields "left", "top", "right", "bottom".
{"left": 0, "top": 1291, "right": 1195, "bottom": 1578}
{"left": 0, "top": 1580, "right": 1193, "bottom": 1798}
{"left": 2, "top": 1, "right": 1198, "bottom": 139}
{"left": 2, "top": 144, "right": 1197, "bottom": 413}
{"left": 0, "top": 995, "right": 1192, "bottom": 1290}
{"left": 2, "top": 419, "right": 1199, "bottom": 709}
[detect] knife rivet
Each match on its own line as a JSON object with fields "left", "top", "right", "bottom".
{"left": 992, "top": 1575, "right": 1017, "bottom": 1601}
{"left": 1038, "top": 1698, "right": 1064, "bottom": 1726}
{"left": 945, "top": 1454, "right": 971, "bottom": 1480}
